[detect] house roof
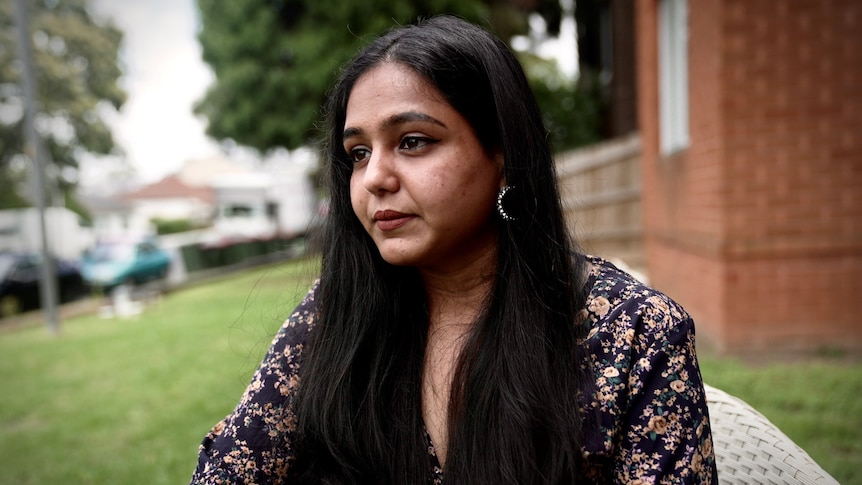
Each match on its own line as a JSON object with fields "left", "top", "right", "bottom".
{"left": 122, "top": 174, "right": 215, "bottom": 205}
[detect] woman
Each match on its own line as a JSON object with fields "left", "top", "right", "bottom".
{"left": 191, "top": 15, "right": 717, "bottom": 484}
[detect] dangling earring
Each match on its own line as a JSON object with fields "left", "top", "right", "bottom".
{"left": 496, "top": 185, "right": 517, "bottom": 221}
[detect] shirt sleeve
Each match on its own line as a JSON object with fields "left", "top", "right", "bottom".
{"left": 189, "top": 283, "right": 317, "bottom": 485}
{"left": 606, "top": 293, "right": 718, "bottom": 484}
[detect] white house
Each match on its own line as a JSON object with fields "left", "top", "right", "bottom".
{"left": 119, "top": 173, "right": 215, "bottom": 235}
{"left": 209, "top": 162, "right": 317, "bottom": 241}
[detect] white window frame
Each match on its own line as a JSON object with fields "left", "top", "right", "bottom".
{"left": 659, "top": 0, "right": 689, "bottom": 155}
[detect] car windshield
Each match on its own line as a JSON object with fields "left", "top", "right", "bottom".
{"left": 88, "top": 243, "right": 136, "bottom": 263}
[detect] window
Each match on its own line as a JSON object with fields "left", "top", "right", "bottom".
{"left": 138, "top": 242, "right": 156, "bottom": 254}
{"left": 659, "top": 0, "right": 689, "bottom": 155}
{"left": 223, "top": 205, "right": 255, "bottom": 218}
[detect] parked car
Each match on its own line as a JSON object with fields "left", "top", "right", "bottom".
{"left": 0, "top": 251, "right": 89, "bottom": 318}
{"left": 80, "top": 236, "right": 172, "bottom": 293}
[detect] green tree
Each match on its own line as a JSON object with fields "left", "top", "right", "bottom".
{"left": 194, "top": 0, "right": 595, "bottom": 154}
{"left": 523, "top": 54, "right": 605, "bottom": 151}
{"left": 0, "top": 0, "right": 126, "bottom": 211}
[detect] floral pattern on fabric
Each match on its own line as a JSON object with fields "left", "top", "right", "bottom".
{"left": 190, "top": 256, "right": 717, "bottom": 484}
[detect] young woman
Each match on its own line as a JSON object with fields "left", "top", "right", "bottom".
{"left": 191, "top": 15, "right": 717, "bottom": 484}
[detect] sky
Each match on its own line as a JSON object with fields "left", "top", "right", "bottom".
{"left": 85, "top": 0, "right": 220, "bottom": 186}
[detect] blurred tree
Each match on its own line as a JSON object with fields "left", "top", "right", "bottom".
{"left": 523, "top": 54, "right": 604, "bottom": 152}
{"left": 0, "top": 0, "right": 125, "bottom": 212}
{"left": 194, "top": 0, "right": 599, "bottom": 154}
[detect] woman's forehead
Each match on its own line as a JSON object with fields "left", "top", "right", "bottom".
{"left": 344, "top": 63, "right": 449, "bottom": 126}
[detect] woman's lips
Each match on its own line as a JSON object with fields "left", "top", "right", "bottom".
{"left": 373, "top": 210, "right": 415, "bottom": 231}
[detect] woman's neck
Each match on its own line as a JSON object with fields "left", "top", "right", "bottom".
{"left": 420, "top": 249, "right": 497, "bottom": 333}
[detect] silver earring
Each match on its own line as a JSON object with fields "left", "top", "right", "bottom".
{"left": 496, "top": 185, "right": 517, "bottom": 221}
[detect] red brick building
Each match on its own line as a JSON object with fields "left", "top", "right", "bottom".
{"left": 634, "top": 0, "right": 862, "bottom": 352}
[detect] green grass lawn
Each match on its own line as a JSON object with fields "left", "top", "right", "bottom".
{"left": 0, "top": 256, "right": 859, "bottom": 484}
{"left": 0, "top": 257, "right": 320, "bottom": 485}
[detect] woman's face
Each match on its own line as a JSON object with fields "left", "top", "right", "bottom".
{"left": 345, "top": 62, "right": 503, "bottom": 273}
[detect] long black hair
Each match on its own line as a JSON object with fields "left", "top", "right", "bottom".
{"left": 291, "top": 15, "right": 592, "bottom": 484}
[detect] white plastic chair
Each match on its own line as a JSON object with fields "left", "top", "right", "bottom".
{"left": 703, "top": 384, "right": 840, "bottom": 484}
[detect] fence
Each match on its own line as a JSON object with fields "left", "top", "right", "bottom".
{"left": 557, "top": 133, "right": 645, "bottom": 275}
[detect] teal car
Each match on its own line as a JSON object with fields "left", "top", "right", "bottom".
{"left": 81, "top": 236, "right": 171, "bottom": 293}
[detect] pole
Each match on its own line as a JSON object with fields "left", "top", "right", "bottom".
{"left": 14, "top": 0, "right": 60, "bottom": 334}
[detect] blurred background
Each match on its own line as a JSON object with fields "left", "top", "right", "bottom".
{"left": 0, "top": 0, "right": 859, "bottom": 483}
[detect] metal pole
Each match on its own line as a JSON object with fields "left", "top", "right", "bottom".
{"left": 14, "top": 0, "right": 60, "bottom": 334}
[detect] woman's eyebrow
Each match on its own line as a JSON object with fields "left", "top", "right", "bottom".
{"left": 343, "top": 111, "right": 446, "bottom": 142}
{"left": 383, "top": 111, "right": 446, "bottom": 130}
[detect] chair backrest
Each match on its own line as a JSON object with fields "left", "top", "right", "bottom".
{"left": 703, "top": 383, "right": 840, "bottom": 484}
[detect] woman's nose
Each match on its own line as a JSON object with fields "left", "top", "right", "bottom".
{"left": 362, "top": 151, "right": 399, "bottom": 195}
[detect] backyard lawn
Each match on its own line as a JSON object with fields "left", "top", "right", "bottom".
{"left": 0, "top": 256, "right": 859, "bottom": 484}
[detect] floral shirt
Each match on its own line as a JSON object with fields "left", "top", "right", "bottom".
{"left": 190, "top": 256, "right": 717, "bottom": 484}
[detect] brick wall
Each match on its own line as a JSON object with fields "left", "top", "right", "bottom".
{"left": 636, "top": 0, "right": 862, "bottom": 353}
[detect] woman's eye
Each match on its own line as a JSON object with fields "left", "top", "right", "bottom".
{"left": 399, "top": 136, "right": 437, "bottom": 151}
{"left": 348, "top": 147, "right": 370, "bottom": 164}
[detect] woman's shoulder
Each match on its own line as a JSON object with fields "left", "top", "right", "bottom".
{"left": 581, "top": 255, "right": 692, "bottom": 340}
{"left": 273, "top": 279, "right": 320, "bottom": 348}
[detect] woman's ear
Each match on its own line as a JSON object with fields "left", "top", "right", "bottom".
{"left": 495, "top": 152, "right": 506, "bottom": 188}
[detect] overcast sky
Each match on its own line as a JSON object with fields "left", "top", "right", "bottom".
{"left": 86, "top": 0, "right": 219, "bottom": 186}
